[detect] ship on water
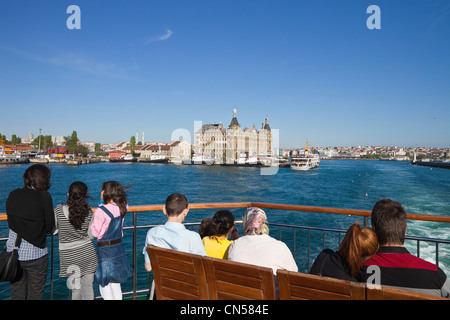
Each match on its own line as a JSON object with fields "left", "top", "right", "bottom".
{"left": 0, "top": 145, "right": 29, "bottom": 165}
{"left": 183, "top": 153, "right": 215, "bottom": 165}
{"left": 109, "top": 153, "right": 137, "bottom": 163}
{"left": 290, "top": 140, "right": 320, "bottom": 171}
{"left": 139, "top": 154, "right": 169, "bottom": 164}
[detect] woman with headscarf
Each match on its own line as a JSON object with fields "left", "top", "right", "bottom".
{"left": 227, "top": 207, "right": 298, "bottom": 275}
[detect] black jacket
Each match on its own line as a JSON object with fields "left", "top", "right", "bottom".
{"left": 6, "top": 188, "right": 55, "bottom": 248}
{"left": 309, "top": 248, "right": 358, "bottom": 282}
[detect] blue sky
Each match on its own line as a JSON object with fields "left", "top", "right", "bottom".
{"left": 0, "top": 1, "right": 449, "bottom": 148}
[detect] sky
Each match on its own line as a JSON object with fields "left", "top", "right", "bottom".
{"left": 0, "top": 0, "right": 449, "bottom": 149}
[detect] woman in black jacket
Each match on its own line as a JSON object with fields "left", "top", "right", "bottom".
{"left": 6, "top": 164, "right": 55, "bottom": 300}
{"left": 309, "top": 221, "right": 379, "bottom": 281}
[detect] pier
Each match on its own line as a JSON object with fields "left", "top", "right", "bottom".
{"left": 411, "top": 161, "right": 450, "bottom": 169}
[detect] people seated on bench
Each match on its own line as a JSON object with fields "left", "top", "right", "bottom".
{"left": 143, "top": 193, "right": 206, "bottom": 272}
{"left": 309, "top": 221, "right": 379, "bottom": 281}
{"left": 227, "top": 207, "right": 298, "bottom": 274}
{"left": 201, "top": 210, "right": 240, "bottom": 259}
{"left": 358, "top": 199, "right": 450, "bottom": 298}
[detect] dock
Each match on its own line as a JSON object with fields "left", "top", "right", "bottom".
{"left": 411, "top": 161, "right": 450, "bottom": 169}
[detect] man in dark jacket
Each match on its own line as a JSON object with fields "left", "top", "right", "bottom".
{"left": 359, "top": 199, "right": 450, "bottom": 298}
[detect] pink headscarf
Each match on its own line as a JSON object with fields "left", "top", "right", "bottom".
{"left": 243, "top": 207, "right": 269, "bottom": 235}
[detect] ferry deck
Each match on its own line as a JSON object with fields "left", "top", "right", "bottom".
{"left": 1, "top": 202, "right": 450, "bottom": 300}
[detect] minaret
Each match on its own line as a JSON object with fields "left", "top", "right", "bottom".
{"left": 136, "top": 130, "right": 139, "bottom": 144}
{"left": 142, "top": 131, "right": 145, "bottom": 145}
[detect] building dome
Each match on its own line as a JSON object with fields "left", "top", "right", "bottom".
{"left": 229, "top": 108, "right": 240, "bottom": 129}
{"left": 264, "top": 116, "right": 271, "bottom": 131}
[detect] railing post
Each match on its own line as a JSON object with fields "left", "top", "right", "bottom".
{"left": 50, "top": 233, "right": 54, "bottom": 300}
{"left": 307, "top": 229, "right": 311, "bottom": 272}
{"left": 132, "top": 210, "right": 137, "bottom": 300}
{"left": 436, "top": 242, "right": 439, "bottom": 267}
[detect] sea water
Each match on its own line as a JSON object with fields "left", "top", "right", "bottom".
{"left": 0, "top": 160, "right": 449, "bottom": 299}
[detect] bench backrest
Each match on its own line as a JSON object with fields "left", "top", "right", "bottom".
{"left": 366, "top": 285, "right": 448, "bottom": 300}
{"left": 276, "top": 269, "right": 366, "bottom": 300}
{"left": 203, "top": 256, "right": 277, "bottom": 300}
{"left": 147, "top": 245, "right": 208, "bottom": 300}
{"left": 148, "top": 246, "right": 445, "bottom": 300}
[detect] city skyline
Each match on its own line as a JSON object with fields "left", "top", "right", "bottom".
{"left": 1, "top": 1, "right": 449, "bottom": 149}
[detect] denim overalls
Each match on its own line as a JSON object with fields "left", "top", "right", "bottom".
{"left": 94, "top": 206, "right": 132, "bottom": 287}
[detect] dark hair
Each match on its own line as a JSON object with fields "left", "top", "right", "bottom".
{"left": 198, "top": 218, "right": 212, "bottom": 238}
{"left": 371, "top": 199, "right": 407, "bottom": 246}
{"left": 102, "top": 181, "right": 128, "bottom": 217}
{"left": 23, "top": 164, "right": 51, "bottom": 191}
{"left": 67, "top": 181, "right": 91, "bottom": 229}
{"left": 209, "top": 210, "right": 236, "bottom": 237}
{"left": 165, "top": 193, "right": 188, "bottom": 217}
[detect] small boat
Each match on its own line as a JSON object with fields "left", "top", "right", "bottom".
{"left": 221, "top": 153, "right": 258, "bottom": 167}
{"left": 185, "top": 154, "right": 215, "bottom": 165}
{"left": 110, "top": 154, "right": 137, "bottom": 162}
{"left": 257, "top": 154, "right": 277, "bottom": 167}
{"left": 277, "top": 158, "right": 291, "bottom": 168}
{"left": 29, "top": 155, "right": 49, "bottom": 164}
{"left": 139, "top": 154, "right": 169, "bottom": 164}
{"left": 67, "top": 159, "right": 81, "bottom": 166}
{"left": 246, "top": 155, "right": 259, "bottom": 166}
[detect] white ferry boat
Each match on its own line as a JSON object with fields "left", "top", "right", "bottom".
{"left": 290, "top": 156, "right": 320, "bottom": 171}
{"left": 0, "top": 146, "right": 30, "bottom": 165}
{"left": 290, "top": 140, "right": 320, "bottom": 171}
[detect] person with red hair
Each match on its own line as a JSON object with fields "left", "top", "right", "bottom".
{"left": 310, "top": 221, "right": 379, "bottom": 281}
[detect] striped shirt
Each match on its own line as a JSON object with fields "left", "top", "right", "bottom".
{"left": 54, "top": 204, "right": 97, "bottom": 277}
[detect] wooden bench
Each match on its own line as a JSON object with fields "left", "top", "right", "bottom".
{"left": 366, "top": 284, "right": 448, "bottom": 300}
{"left": 147, "top": 245, "right": 208, "bottom": 300}
{"left": 147, "top": 245, "right": 276, "bottom": 300}
{"left": 276, "top": 269, "right": 366, "bottom": 300}
{"left": 147, "top": 246, "right": 447, "bottom": 300}
{"left": 203, "top": 256, "right": 276, "bottom": 300}
{"left": 277, "top": 269, "right": 447, "bottom": 300}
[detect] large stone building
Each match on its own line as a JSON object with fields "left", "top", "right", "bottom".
{"left": 194, "top": 109, "right": 272, "bottom": 164}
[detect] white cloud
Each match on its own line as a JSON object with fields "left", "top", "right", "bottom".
{"left": 145, "top": 29, "right": 174, "bottom": 45}
{"left": 0, "top": 45, "right": 139, "bottom": 81}
{"left": 159, "top": 29, "right": 174, "bottom": 41}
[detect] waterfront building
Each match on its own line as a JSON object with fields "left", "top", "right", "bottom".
{"left": 109, "top": 150, "right": 127, "bottom": 159}
{"left": 194, "top": 108, "right": 273, "bottom": 164}
{"left": 140, "top": 144, "right": 169, "bottom": 159}
{"left": 139, "top": 140, "right": 191, "bottom": 161}
{"left": 116, "top": 141, "right": 130, "bottom": 150}
{"left": 168, "top": 140, "right": 191, "bottom": 161}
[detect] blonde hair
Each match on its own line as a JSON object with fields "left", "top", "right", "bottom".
{"left": 337, "top": 221, "right": 379, "bottom": 277}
